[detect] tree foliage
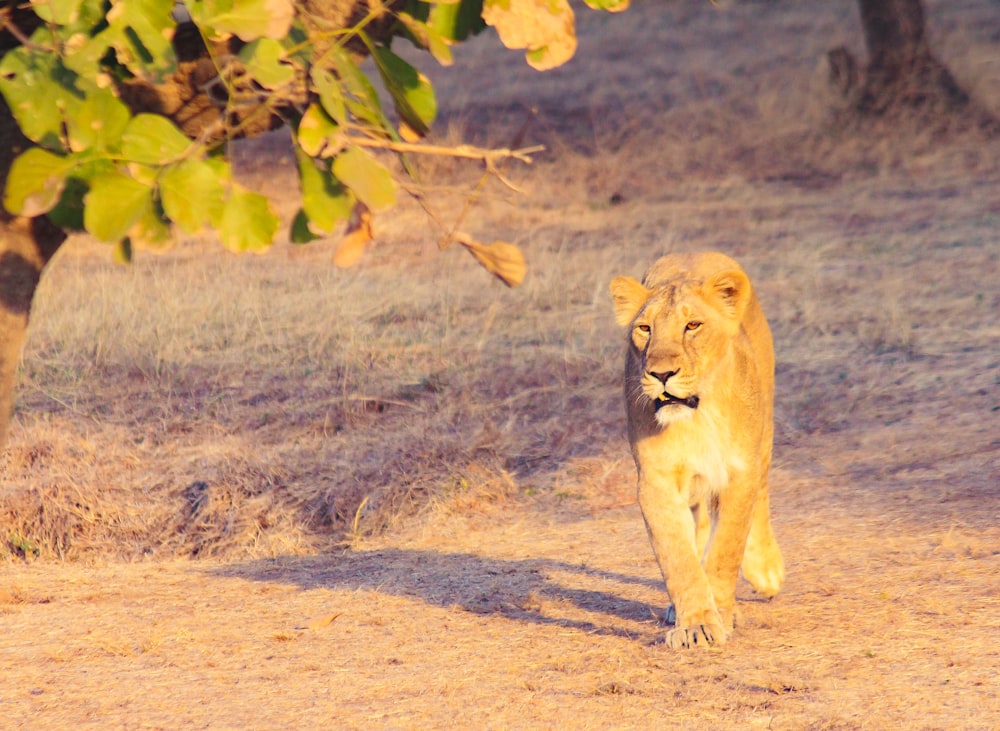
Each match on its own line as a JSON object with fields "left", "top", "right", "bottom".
{"left": 0, "top": 0, "right": 628, "bottom": 284}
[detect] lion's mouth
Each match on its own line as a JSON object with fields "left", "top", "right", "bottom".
{"left": 655, "top": 392, "right": 700, "bottom": 411}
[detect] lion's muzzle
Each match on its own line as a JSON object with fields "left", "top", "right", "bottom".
{"left": 655, "top": 392, "right": 700, "bottom": 411}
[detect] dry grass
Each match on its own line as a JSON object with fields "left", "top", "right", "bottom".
{"left": 2, "top": 0, "right": 999, "bottom": 728}
{"left": 4, "top": 224, "right": 631, "bottom": 558}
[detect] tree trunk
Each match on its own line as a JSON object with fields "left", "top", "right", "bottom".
{"left": 0, "top": 98, "right": 67, "bottom": 448}
{"left": 827, "top": 0, "right": 987, "bottom": 124}
{"left": 854, "top": 0, "right": 969, "bottom": 114}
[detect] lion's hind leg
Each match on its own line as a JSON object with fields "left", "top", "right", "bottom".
{"left": 740, "top": 487, "right": 784, "bottom": 598}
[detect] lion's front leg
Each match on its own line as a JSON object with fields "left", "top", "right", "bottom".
{"left": 637, "top": 476, "right": 729, "bottom": 648}
{"left": 703, "top": 472, "right": 758, "bottom": 630}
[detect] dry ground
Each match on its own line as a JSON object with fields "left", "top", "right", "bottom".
{"left": 2, "top": 0, "right": 999, "bottom": 728}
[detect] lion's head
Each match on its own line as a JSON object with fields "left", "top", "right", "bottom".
{"left": 610, "top": 253, "right": 752, "bottom": 427}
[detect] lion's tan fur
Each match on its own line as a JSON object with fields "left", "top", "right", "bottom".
{"left": 610, "top": 252, "right": 784, "bottom": 648}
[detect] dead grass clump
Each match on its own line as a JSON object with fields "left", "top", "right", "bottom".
{"left": 158, "top": 448, "right": 306, "bottom": 558}
{"left": 4, "top": 216, "right": 631, "bottom": 559}
{"left": 0, "top": 422, "right": 321, "bottom": 560}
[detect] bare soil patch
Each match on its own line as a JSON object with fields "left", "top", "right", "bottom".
{"left": 2, "top": 1, "right": 999, "bottom": 728}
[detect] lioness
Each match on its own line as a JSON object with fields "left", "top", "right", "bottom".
{"left": 610, "top": 252, "right": 784, "bottom": 648}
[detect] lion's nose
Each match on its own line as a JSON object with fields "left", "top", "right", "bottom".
{"left": 649, "top": 369, "right": 678, "bottom": 385}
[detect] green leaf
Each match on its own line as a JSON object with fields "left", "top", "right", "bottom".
{"left": 46, "top": 157, "right": 117, "bottom": 230}
{"left": 114, "top": 237, "right": 133, "bottom": 264}
{"left": 129, "top": 202, "right": 173, "bottom": 248}
{"left": 0, "top": 47, "right": 81, "bottom": 150}
{"left": 202, "top": 159, "right": 233, "bottom": 227}
{"left": 219, "top": 187, "right": 279, "bottom": 252}
{"left": 127, "top": 162, "right": 161, "bottom": 188}
{"left": 481, "top": 0, "right": 578, "bottom": 71}
{"left": 296, "top": 103, "right": 342, "bottom": 158}
{"left": 238, "top": 38, "right": 295, "bottom": 89}
{"left": 3, "top": 148, "right": 76, "bottom": 217}
{"left": 47, "top": 176, "right": 89, "bottom": 231}
{"left": 59, "top": 28, "right": 118, "bottom": 80}
{"left": 396, "top": 12, "right": 454, "bottom": 66}
{"left": 29, "top": 0, "right": 87, "bottom": 25}
{"left": 54, "top": 0, "right": 174, "bottom": 82}
{"left": 290, "top": 210, "right": 319, "bottom": 244}
{"left": 371, "top": 47, "right": 437, "bottom": 135}
{"left": 27, "top": 0, "right": 108, "bottom": 40}
{"left": 84, "top": 170, "right": 154, "bottom": 242}
{"left": 295, "top": 148, "right": 353, "bottom": 233}
{"left": 327, "top": 48, "right": 392, "bottom": 134}
{"left": 159, "top": 159, "right": 228, "bottom": 233}
{"left": 67, "top": 88, "right": 131, "bottom": 153}
{"left": 121, "top": 114, "right": 192, "bottom": 165}
{"left": 279, "top": 20, "right": 312, "bottom": 66}
{"left": 579, "top": 0, "right": 629, "bottom": 9}
{"left": 332, "top": 147, "right": 397, "bottom": 212}
{"left": 55, "top": 0, "right": 176, "bottom": 82}
{"left": 188, "top": 0, "right": 295, "bottom": 41}
{"left": 311, "top": 67, "right": 347, "bottom": 126}
{"left": 429, "top": 0, "right": 486, "bottom": 43}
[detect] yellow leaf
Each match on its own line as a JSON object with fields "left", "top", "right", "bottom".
{"left": 333, "top": 203, "right": 373, "bottom": 268}
{"left": 398, "top": 121, "right": 423, "bottom": 143}
{"left": 294, "top": 613, "right": 342, "bottom": 630}
{"left": 454, "top": 232, "right": 526, "bottom": 287}
{"left": 482, "top": 0, "right": 577, "bottom": 71}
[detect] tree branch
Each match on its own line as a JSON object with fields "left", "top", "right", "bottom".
{"left": 348, "top": 137, "right": 545, "bottom": 166}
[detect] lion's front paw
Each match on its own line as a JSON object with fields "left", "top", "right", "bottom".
{"left": 658, "top": 608, "right": 730, "bottom": 649}
{"left": 662, "top": 622, "right": 727, "bottom": 649}
{"left": 665, "top": 603, "right": 739, "bottom": 631}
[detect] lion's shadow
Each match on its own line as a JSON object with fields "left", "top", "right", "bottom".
{"left": 212, "top": 548, "right": 666, "bottom": 639}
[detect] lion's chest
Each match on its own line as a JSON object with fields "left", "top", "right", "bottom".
{"left": 637, "top": 404, "right": 747, "bottom": 505}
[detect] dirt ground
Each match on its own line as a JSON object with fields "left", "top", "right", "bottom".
{"left": 2, "top": 0, "right": 999, "bottom": 729}
{"left": 2, "top": 467, "right": 998, "bottom": 730}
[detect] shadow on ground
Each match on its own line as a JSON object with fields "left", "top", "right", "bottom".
{"left": 213, "top": 549, "right": 670, "bottom": 639}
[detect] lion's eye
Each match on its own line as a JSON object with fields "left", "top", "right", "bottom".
{"left": 685, "top": 321, "right": 702, "bottom": 332}
{"left": 637, "top": 324, "right": 651, "bottom": 334}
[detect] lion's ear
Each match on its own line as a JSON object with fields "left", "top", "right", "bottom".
{"left": 609, "top": 276, "right": 650, "bottom": 327}
{"left": 708, "top": 269, "right": 751, "bottom": 322}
